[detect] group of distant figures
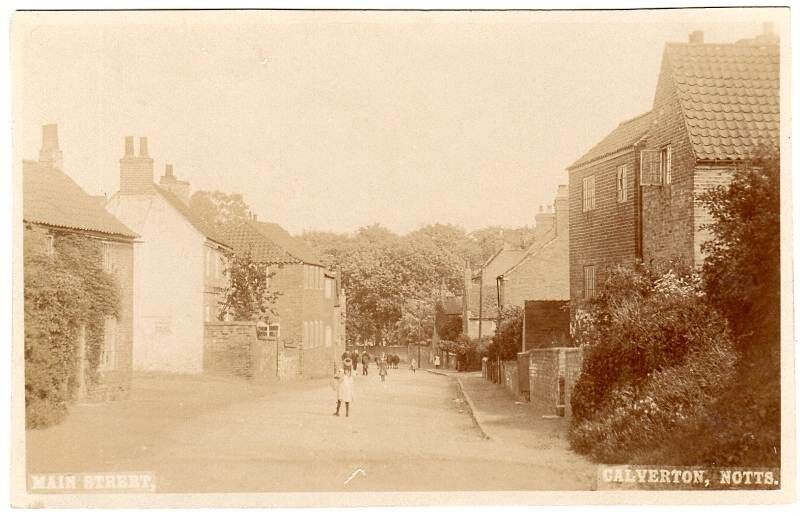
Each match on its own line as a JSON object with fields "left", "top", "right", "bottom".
{"left": 333, "top": 349, "right": 417, "bottom": 417}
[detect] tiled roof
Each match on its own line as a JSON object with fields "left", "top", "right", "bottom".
{"left": 221, "top": 219, "right": 324, "bottom": 266}
{"left": 154, "top": 185, "right": 230, "bottom": 248}
{"left": 665, "top": 41, "right": 779, "bottom": 161}
{"left": 23, "top": 161, "right": 137, "bottom": 239}
{"left": 569, "top": 112, "right": 652, "bottom": 169}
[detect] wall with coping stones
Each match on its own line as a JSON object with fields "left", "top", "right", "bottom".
{"left": 528, "top": 347, "right": 584, "bottom": 417}
{"left": 502, "top": 360, "right": 519, "bottom": 398}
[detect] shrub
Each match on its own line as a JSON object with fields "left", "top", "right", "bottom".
{"left": 569, "top": 263, "right": 737, "bottom": 463}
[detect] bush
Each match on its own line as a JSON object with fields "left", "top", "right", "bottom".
{"left": 488, "top": 305, "right": 523, "bottom": 361}
{"left": 569, "top": 263, "right": 737, "bottom": 463}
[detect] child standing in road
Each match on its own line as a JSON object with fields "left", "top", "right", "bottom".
{"left": 410, "top": 358, "right": 417, "bottom": 373}
{"left": 334, "top": 364, "right": 354, "bottom": 417}
{"left": 379, "top": 360, "right": 388, "bottom": 385}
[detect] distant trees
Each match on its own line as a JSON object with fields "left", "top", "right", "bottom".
{"left": 190, "top": 190, "right": 251, "bottom": 232}
{"left": 302, "top": 222, "right": 531, "bottom": 347}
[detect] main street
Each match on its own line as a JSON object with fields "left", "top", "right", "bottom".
{"left": 27, "top": 369, "right": 595, "bottom": 492}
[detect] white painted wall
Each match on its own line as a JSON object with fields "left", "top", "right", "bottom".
{"left": 107, "top": 194, "right": 206, "bottom": 374}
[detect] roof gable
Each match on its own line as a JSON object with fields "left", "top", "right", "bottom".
{"left": 664, "top": 40, "right": 779, "bottom": 161}
{"left": 569, "top": 111, "right": 652, "bottom": 170}
{"left": 23, "top": 161, "right": 137, "bottom": 239}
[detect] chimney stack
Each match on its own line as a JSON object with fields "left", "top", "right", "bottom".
{"left": 124, "top": 136, "right": 135, "bottom": 156}
{"left": 119, "top": 135, "right": 154, "bottom": 195}
{"left": 554, "top": 184, "right": 569, "bottom": 237}
{"left": 38, "top": 124, "right": 63, "bottom": 170}
{"left": 158, "top": 163, "right": 191, "bottom": 204}
{"left": 689, "top": 30, "right": 704, "bottom": 44}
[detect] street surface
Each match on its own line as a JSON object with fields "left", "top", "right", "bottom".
{"left": 27, "top": 369, "right": 595, "bottom": 492}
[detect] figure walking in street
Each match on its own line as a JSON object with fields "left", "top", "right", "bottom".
{"left": 379, "top": 360, "right": 388, "bottom": 385}
{"left": 334, "top": 361, "right": 354, "bottom": 417}
{"left": 434, "top": 354, "right": 441, "bottom": 369}
{"left": 410, "top": 358, "right": 417, "bottom": 373}
{"left": 362, "top": 353, "right": 370, "bottom": 375}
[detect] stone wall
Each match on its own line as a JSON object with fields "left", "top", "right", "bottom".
{"left": 563, "top": 347, "right": 584, "bottom": 419}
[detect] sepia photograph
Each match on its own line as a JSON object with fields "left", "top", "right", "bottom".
{"left": 6, "top": 4, "right": 794, "bottom": 508}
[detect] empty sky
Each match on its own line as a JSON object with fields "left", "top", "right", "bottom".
{"left": 13, "top": 8, "right": 785, "bottom": 235}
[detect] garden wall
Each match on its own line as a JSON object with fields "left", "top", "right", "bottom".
{"left": 528, "top": 347, "right": 584, "bottom": 417}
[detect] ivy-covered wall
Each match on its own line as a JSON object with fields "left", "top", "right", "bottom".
{"left": 23, "top": 224, "right": 132, "bottom": 428}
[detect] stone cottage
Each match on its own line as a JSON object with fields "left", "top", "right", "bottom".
{"left": 106, "top": 137, "right": 231, "bottom": 374}
{"left": 221, "top": 217, "right": 345, "bottom": 379}
{"left": 23, "top": 124, "right": 138, "bottom": 400}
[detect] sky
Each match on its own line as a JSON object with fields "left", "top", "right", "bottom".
{"left": 12, "top": 8, "right": 787, "bottom": 235}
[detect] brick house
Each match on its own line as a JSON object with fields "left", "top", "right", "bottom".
{"left": 497, "top": 185, "right": 570, "bottom": 309}
{"left": 106, "top": 137, "right": 231, "bottom": 374}
{"left": 221, "top": 218, "right": 345, "bottom": 379}
{"left": 23, "top": 124, "right": 138, "bottom": 400}
{"left": 640, "top": 28, "right": 779, "bottom": 267}
{"left": 567, "top": 112, "right": 652, "bottom": 301}
{"left": 568, "top": 25, "right": 778, "bottom": 303}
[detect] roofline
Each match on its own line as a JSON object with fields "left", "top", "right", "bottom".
{"left": 153, "top": 187, "right": 232, "bottom": 249}
{"left": 23, "top": 220, "right": 139, "bottom": 241}
{"left": 567, "top": 111, "right": 652, "bottom": 171}
{"left": 567, "top": 144, "right": 641, "bottom": 172}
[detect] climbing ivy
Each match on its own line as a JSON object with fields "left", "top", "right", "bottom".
{"left": 24, "top": 228, "right": 120, "bottom": 428}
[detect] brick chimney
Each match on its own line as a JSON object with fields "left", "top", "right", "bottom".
{"left": 159, "top": 163, "right": 191, "bottom": 204}
{"left": 554, "top": 184, "right": 569, "bottom": 236}
{"left": 689, "top": 30, "right": 704, "bottom": 44}
{"left": 119, "top": 136, "right": 154, "bottom": 194}
{"left": 38, "top": 124, "right": 63, "bottom": 170}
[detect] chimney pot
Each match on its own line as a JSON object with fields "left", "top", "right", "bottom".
{"left": 38, "top": 124, "right": 63, "bottom": 169}
{"left": 139, "top": 137, "right": 149, "bottom": 157}
{"left": 689, "top": 30, "right": 704, "bottom": 44}
{"left": 124, "top": 136, "right": 134, "bottom": 156}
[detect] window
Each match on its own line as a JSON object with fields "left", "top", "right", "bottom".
{"left": 100, "top": 316, "right": 118, "bottom": 371}
{"left": 102, "top": 242, "right": 114, "bottom": 272}
{"left": 43, "top": 234, "right": 54, "bottom": 257}
{"left": 583, "top": 265, "right": 596, "bottom": 300}
{"left": 616, "top": 165, "right": 629, "bottom": 202}
{"left": 582, "top": 175, "right": 596, "bottom": 212}
{"left": 660, "top": 145, "right": 672, "bottom": 185}
{"left": 268, "top": 324, "right": 280, "bottom": 339}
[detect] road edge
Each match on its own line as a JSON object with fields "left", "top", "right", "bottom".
{"left": 455, "top": 378, "right": 492, "bottom": 441}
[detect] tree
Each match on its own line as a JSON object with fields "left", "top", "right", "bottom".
{"left": 218, "top": 249, "right": 280, "bottom": 324}
{"left": 697, "top": 148, "right": 781, "bottom": 466}
{"left": 190, "top": 190, "right": 251, "bottom": 232}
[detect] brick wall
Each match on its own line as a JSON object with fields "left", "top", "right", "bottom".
{"left": 524, "top": 300, "right": 570, "bottom": 349}
{"left": 528, "top": 347, "right": 584, "bottom": 417}
{"left": 641, "top": 54, "right": 699, "bottom": 267}
{"left": 528, "top": 348, "right": 560, "bottom": 415}
{"left": 568, "top": 148, "right": 641, "bottom": 302}
{"left": 203, "top": 322, "right": 258, "bottom": 377}
{"left": 502, "top": 360, "right": 518, "bottom": 398}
